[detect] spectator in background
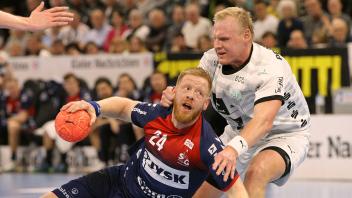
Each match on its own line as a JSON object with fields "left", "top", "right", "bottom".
{"left": 83, "top": 41, "right": 100, "bottom": 54}
{"left": 115, "top": 73, "right": 141, "bottom": 101}
{"left": 42, "top": 26, "right": 62, "bottom": 48}
{"left": 38, "top": 73, "right": 91, "bottom": 173}
{"left": 49, "top": 39, "right": 65, "bottom": 55}
{"left": 6, "top": 41, "right": 24, "bottom": 57}
{"left": 102, "top": 0, "right": 123, "bottom": 21}
{"left": 182, "top": 3, "right": 212, "bottom": 49}
{"left": 84, "top": 9, "right": 112, "bottom": 48}
{"left": 169, "top": 32, "right": 193, "bottom": 53}
{"left": 287, "top": 29, "right": 308, "bottom": 49}
{"left": 5, "top": 30, "right": 29, "bottom": 54}
{"left": 125, "top": 9, "right": 150, "bottom": 41}
{"left": 327, "top": 0, "right": 351, "bottom": 36}
{"left": 267, "top": 0, "right": 280, "bottom": 18}
{"left": 142, "top": 71, "right": 168, "bottom": 104}
{"left": 109, "top": 36, "right": 127, "bottom": 54}
{"left": 277, "top": 0, "right": 304, "bottom": 47}
{"left": 127, "top": 36, "right": 147, "bottom": 53}
{"left": 301, "top": 0, "right": 330, "bottom": 45}
{"left": 165, "top": 4, "right": 185, "bottom": 49}
{"left": 66, "top": 0, "right": 89, "bottom": 23}
{"left": 196, "top": 34, "right": 213, "bottom": 53}
{"left": 1, "top": 78, "right": 22, "bottom": 171}
{"left": 260, "top": 31, "right": 278, "bottom": 49}
{"left": 103, "top": 9, "right": 128, "bottom": 52}
{"left": 135, "top": 0, "right": 167, "bottom": 19}
{"left": 327, "top": 18, "right": 350, "bottom": 47}
{"left": 65, "top": 42, "right": 82, "bottom": 55}
{"left": 24, "top": 33, "right": 50, "bottom": 56}
{"left": 145, "top": 9, "right": 168, "bottom": 52}
{"left": 85, "top": 0, "right": 105, "bottom": 12}
{"left": 58, "top": 10, "right": 90, "bottom": 48}
{"left": 253, "top": 0, "right": 279, "bottom": 42}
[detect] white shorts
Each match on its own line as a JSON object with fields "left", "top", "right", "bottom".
{"left": 220, "top": 125, "right": 310, "bottom": 186}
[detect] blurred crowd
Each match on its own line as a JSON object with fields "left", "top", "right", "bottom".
{"left": 1, "top": 0, "right": 352, "bottom": 173}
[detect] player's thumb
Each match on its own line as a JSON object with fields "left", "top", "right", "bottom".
{"left": 34, "top": 1, "right": 44, "bottom": 12}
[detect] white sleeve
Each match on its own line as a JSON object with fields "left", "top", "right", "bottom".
{"left": 254, "top": 62, "right": 287, "bottom": 105}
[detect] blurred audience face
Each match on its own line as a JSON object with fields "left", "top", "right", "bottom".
{"left": 27, "top": 0, "right": 41, "bottom": 11}
{"left": 331, "top": 18, "right": 348, "bottom": 43}
{"left": 96, "top": 80, "right": 113, "bottom": 99}
{"left": 278, "top": 0, "right": 297, "bottom": 19}
{"left": 5, "top": 78, "right": 20, "bottom": 99}
{"left": 64, "top": 75, "right": 80, "bottom": 96}
{"left": 261, "top": 32, "right": 277, "bottom": 48}
{"left": 65, "top": 43, "right": 81, "bottom": 55}
{"left": 185, "top": 4, "right": 200, "bottom": 24}
{"left": 50, "top": 0, "right": 66, "bottom": 6}
{"left": 171, "top": 34, "right": 187, "bottom": 52}
{"left": 26, "top": 34, "right": 43, "bottom": 55}
{"left": 109, "top": 36, "right": 127, "bottom": 53}
{"left": 71, "top": 10, "right": 82, "bottom": 28}
{"left": 128, "top": 36, "right": 145, "bottom": 53}
{"left": 214, "top": 4, "right": 226, "bottom": 14}
{"left": 7, "top": 41, "right": 24, "bottom": 56}
{"left": 150, "top": 72, "right": 167, "bottom": 94}
{"left": 51, "top": 40, "right": 65, "bottom": 55}
{"left": 148, "top": 9, "right": 166, "bottom": 29}
{"left": 129, "top": 9, "right": 143, "bottom": 29}
{"left": 117, "top": 74, "right": 136, "bottom": 97}
{"left": 111, "top": 11, "right": 124, "bottom": 28}
{"left": 172, "top": 5, "right": 185, "bottom": 24}
{"left": 84, "top": 42, "right": 100, "bottom": 54}
{"left": 328, "top": 0, "right": 342, "bottom": 16}
{"left": 287, "top": 30, "right": 308, "bottom": 49}
{"left": 304, "top": 0, "right": 322, "bottom": 18}
{"left": 254, "top": 2, "right": 267, "bottom": 20}
{"left": 197, "top": 35, "right": 213, "bottom": 52}
{"left": 90, "top": 9, "right": 105, "bottom": 29}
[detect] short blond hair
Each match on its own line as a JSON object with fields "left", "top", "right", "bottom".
{"left": 176, "top": 68, "right": 212, "bottom": 95}
{"left": 214, "top": 7, "right": 254, "bottom": 36}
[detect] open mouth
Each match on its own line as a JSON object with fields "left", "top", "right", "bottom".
{"left": 182, "top": 103, "right": 192, "bottom": 110}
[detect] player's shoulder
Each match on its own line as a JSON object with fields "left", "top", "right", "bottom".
{"left": 202, "top": 48, "right": 218, "bottom": 61}
{"left": 133, "top": 102, "right": 171, "bottom": 118}
{"left": 251, "top": 43, "right": 287, "bottom": 69}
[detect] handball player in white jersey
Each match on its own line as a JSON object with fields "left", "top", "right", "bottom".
{"left": 162, "top": 7, "right": 310, "bottom": 198}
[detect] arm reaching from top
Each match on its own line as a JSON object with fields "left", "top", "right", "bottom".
{"left": 61, "top": 97, "right": 139, "bottom": 126}
{"left": 0, "top": 1, "right": 73, "bottom": 31}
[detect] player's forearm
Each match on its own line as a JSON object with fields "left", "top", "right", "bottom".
{"left": 0, "top": 11, "right": 31, "bottom": 30}
{"left": 239, "top": 116, "right": 273, "bottom": 148}
{"left": 97, "top": 96, "right": 138, "bottom": 122}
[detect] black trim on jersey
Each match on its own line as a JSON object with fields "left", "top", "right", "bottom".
{"left": 222, "top": 44, "right": 253, "bottom": 75}
{"left": 261, "top": 146, "right": 291, "bottom": 178}
{"left": 254, "top": 95, "right": 284, "bottom": 106}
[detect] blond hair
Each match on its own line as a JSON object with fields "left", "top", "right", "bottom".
{"left": 176, "top": 68, "right": 212, "bottom": 95}
{"left": 214, "top": 7, "right": 254, "bottom": 36}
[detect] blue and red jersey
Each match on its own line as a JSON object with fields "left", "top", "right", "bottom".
{"left": 121, "top": 102, "right": 238, "bottom": 197}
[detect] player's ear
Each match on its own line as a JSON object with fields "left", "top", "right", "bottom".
{"left": 243, "top": 28, "right": 251, "bottom": 41}
{"left": 202, "top": 98, "right": 210, "bottom": 111}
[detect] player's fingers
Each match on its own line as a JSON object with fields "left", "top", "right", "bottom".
{"left": 212, "top": 155, "right": 222, "bottom": 170}
{"left": 223, "top": 161, "right": 233, "bottom": 182}
{"left": 230, "top": 163, "right": 236, "bottom": 179}
{"left": 33, "top": 1, "right": 44, "bottom": 12}
{"left": 46, "top": 6, "right": 69, "bottom": 13}
{"left": 89, "top": 115, "right": 96, "bottom": 126}
{"left": 50, "top": 12, "right": 74, "bottom": 18}
{"left": 61, "top": 102, "right": 74, "bottom": 111}
{"left": 52, "top": 16, "right": 74, "bottom": 23}
{"left": 216, "top": 159, "right": 228, "bottom": 176}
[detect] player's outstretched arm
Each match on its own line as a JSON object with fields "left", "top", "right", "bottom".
{"left": 61, "top": 97, "right": 139, "bottom": 125}
{"left": 0, "top": 2, "right": 73, "bottom": 31}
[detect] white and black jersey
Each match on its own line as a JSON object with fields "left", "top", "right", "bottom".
{"left": 199, "top": 43, "right": 310, "bottom": 136}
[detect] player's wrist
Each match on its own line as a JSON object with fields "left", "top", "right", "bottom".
{"left": 228, "top": 136, "right": 248, "bottom": 156}
{"left": 88, "top": 101, "right": 101, "bottom": 117}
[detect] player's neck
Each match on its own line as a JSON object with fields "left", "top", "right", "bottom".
{"left": 230, "top": 43, "right": 253, "bottom": 68}
{"left": 171, "top": 113, "right": 198, "bottom": 129}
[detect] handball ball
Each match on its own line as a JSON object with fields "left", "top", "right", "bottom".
{"left": 55, "top": 110, "right": 91, "bottom": 142}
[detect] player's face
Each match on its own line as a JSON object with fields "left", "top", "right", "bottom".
{"left": 173, "top": 75, "right": 210, "bottom": 124}
{"left": 213, "top": 17, "right": 248, "bottom": 66}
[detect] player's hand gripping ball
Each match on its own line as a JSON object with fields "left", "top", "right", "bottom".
{"left": 55, "top": 110, "right": 91, "bottom": 142}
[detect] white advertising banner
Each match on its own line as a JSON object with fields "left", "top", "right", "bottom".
{"left": 7, "top": 53, "right": 154, "bottom": 88}
{"left": 293, "top": 115, "right": 352, "bottom": 180}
